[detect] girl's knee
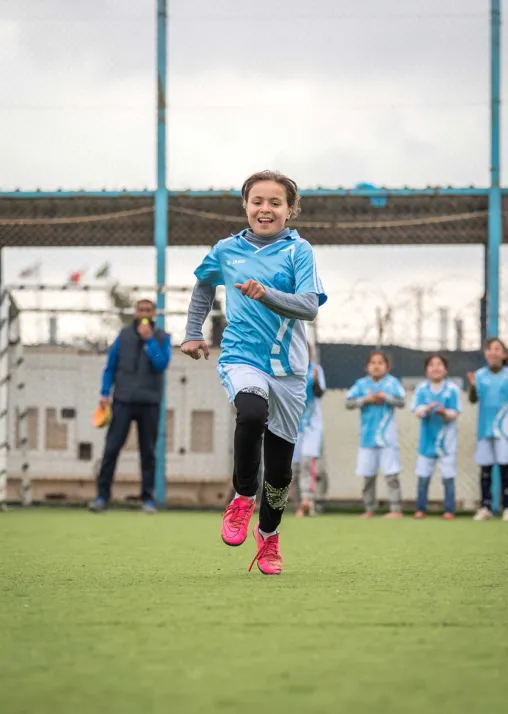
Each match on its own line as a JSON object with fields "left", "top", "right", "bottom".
{"left": 234, "top": 392, "right": 268, "bottom": 430}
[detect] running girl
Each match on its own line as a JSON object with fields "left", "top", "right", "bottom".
{"left": 181, "top": 170, "right": 327, "bottom": 573}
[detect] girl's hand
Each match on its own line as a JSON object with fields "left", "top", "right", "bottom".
{"left": 434, "top": 405, "right": 446, "bottom": 417}
{"left": 181, "top": 340, "right": 209, "bottom": 360}
{"left": 467, "top": 371, "right": 476, "bottom": 387}
{"left": 363, "top": 393, "right": 377, "bottom": 405}
{"left": 373, "top": 392, "right": 386, "bottom": 405}
{"left": 234, "top": 280, "right": 266, "bottom": 301}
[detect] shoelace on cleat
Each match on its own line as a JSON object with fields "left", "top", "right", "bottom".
{"left": 248, "top": 535, "right": 280, "bottom": 572}
{"left": 222, "top": 501, "right": 251, "bottom": 529}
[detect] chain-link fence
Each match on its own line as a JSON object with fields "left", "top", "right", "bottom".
{"left": 4, "top": 337, "right": 233, "bottom": 508}
{"left": 0, "top": 281, "right": 231, "bottom": 508}
{"left": 1, "top": 291, "right": 487, "bottom": 512}
{"left": 314, "top": 238, "right": 486, "bottom": 512}
{"left": 0, "top": 192, "right": 495, "bottom": 248}
{"left": 0, "top": 191, "right": 500, "bottom": 511}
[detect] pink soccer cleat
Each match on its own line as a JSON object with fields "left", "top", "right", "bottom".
{"left": 249, "top": 523, "right": 283, "bottom": 575}
{"left": 221, "top": 496, "right": 255, "bottom": 546}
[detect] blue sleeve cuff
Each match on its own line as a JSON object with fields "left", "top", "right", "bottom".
{"left": 145, "top": 335, "right": 171, "bottom": 371}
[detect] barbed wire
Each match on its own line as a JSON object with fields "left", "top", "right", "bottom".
{"left": 6, "top": 283, "right": 192, "bottom": 293}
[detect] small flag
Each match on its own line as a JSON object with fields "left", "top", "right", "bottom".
{"left": 94, "top": 262, "right": 110, "bottom": 280}
{"left": 68, "top": 269, "right": 86, "bottom": 284}
{"left": 18, "top": 262, "right": 41, "bottom": 279}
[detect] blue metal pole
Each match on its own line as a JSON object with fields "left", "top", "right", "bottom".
{"left": 489, "top": 0, "right": 502, "bottom": 513}
{"left": 5, "top": 186, "right": 508, "bottom": 199}
{"left": 488, "top": 0, "right": 502, "bottom": 338}
{"left": 154, "top": 0, "right": 168, "bottom": 507}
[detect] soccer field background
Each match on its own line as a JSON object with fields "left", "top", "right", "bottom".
{"left": 1, "top": 510, "right": 506, "bottom": 714}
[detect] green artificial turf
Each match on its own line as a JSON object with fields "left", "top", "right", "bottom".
{"left": 1, "top": 510, "right": 507, "bottom": 714}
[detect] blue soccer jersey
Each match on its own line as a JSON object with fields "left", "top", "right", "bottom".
{"left": 346, "top": 374, "right": 405, "bottom": 448}
{"left": 474, "top": 366, "right": 508, "bottom": 439}
{"left": 194, "top": 229, "right": 327, "bottom": 377}
{"left": 411, "top": 380, "right": 462, "bottom": 457}
{"left": 300, "top": 362, "right": 326, "bottom": 431}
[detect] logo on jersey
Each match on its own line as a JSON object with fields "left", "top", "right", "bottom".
{"left": 227, "top": 259, "right": 246, "bottom": 265}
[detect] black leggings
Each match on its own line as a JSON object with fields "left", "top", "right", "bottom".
{"left": 480, "top": 464, "right": 508, "bottom": 510}
{"left": 233, "top": 392, "right": 294, "bottom": 532}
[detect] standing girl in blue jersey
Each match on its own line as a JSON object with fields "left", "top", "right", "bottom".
{"left": 293, "top": 344, "right": 326, "bottom": 517}
{"left": 468, "top": 337, "right": 508, "bottom": 521}
{"left": 412, "top": 355, "right": 461, "bottom": 520}
{"left": 181, "top": 171, "right": 327, "bottom": 574}
{"left": 346, "top": 351, "right": 405, "bottom": 518}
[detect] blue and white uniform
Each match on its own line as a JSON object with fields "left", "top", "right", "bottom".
{"left": 473, "top": 366, "right": 508, "bottom": 466}
{"left": 411, "top": 379, "right": 462, "bottom": 479}
{"left": 346, "top": 374, "right": 405, "bottom": 477}
{"left": 194, "top": 229, "right": 327, "bottom": 443}
{"left": 293, "top": 362, "right": 326, "bottom": 463}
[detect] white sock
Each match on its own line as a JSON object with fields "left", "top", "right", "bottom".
{"left": 259, "top": 528, "right": 277, "bottom": 539}
{"left": 234, "top": 492, "right": 256, "bottom": 502}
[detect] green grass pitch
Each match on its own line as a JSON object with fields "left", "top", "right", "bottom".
{"left": 1, "top": 510, "right": 506, "bottom": 714}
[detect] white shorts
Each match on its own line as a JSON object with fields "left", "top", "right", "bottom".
{"left": 292, "top": 425, "right": 323, "bottom": 463}
{"left": 416, "top": 454, "right": 456, "bottom": 480}
{"left": 475, "top": 437, "right": 508, "bottom": 466}
{"left": 218, "top": 363, "right": 306, "bottom": 444}
{"left": 356, "top": 446, "right": 400, "bottom": 478}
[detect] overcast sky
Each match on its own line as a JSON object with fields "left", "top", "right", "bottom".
{"left": 1, "top": 0, "right": 506, "bottom": 350}
{"left": 0, "top": 0, "right": 501, "bottom": 190}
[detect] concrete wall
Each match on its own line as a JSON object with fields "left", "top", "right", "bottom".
{"left": 6, "top": 347, "right": 481, "bottom": 509}
{"left": 7, "top": 347, "right": 234, "bottom": 504}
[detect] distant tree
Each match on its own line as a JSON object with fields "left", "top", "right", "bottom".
{"left": 79, "top": 282, "right": 135, "bottom": 351}
{"left": 108, "top": 282, "right": 134, "bottom": 327}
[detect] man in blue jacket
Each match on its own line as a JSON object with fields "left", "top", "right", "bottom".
{"left": 89, "top": 299, "right": 171, "bottom": 513}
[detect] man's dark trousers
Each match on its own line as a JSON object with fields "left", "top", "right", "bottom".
{"left": 97, "top": 401, "right": 160, "bottom": 502}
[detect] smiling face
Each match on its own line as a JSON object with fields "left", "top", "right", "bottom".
{"left": 485, "top": 339, "right": 506, "bottom": 370}
{"left": 245, "top": 180, "right": 291, "bottom": 237}
{"left": 426, "top": 356, "right": 447, "bottom": 382}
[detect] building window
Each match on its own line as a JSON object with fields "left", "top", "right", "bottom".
{"left": 190, "top": 410, "right": 214, "bottom": 453}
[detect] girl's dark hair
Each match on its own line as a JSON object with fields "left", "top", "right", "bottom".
{"left": 241, "top": 170, "right": 302, "bottom": 219}
{"left": 484, "top": 337, "right": 507, "bottom": 352}
{"left": 484, "top": 337, "right": 508, "bottom": 366}
{"left": 424, "top": 354, "right": 448, "bottom": 371}
{"left": 366, "top": 350, "right": 390, "bottom": 368}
